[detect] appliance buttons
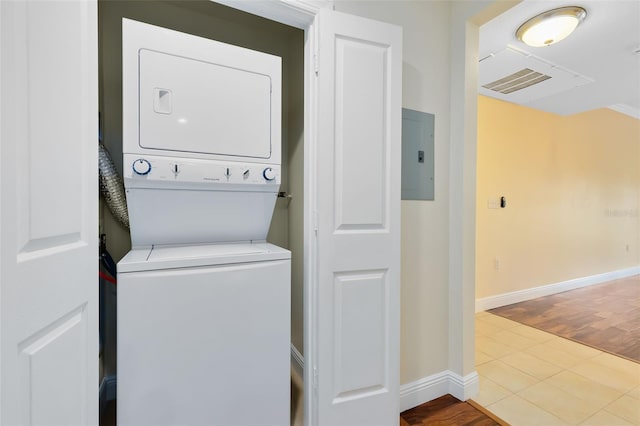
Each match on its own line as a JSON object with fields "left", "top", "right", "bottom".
{"left": 263, "top": 167, "right": 276, "bottom": 181}
{"left": 132, "top": 159, "right": 152, "bottom": 175}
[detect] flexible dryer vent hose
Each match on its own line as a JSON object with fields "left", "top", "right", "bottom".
{"left": 99, "top": 141, "right": 129, "bottom": 229}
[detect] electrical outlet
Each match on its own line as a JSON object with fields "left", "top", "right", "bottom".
{"left": 488, "top": 198, "right": 500, "bottom": 209}
{"left": 626, "top": 244, "right": 630, "bottom": 252}
{"left": 494, "top": 258, "right": 500, "bottom": 270}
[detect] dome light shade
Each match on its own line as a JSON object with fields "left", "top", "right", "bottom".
{"left": 516, "top": 6, "right": 587, "bottom": 47}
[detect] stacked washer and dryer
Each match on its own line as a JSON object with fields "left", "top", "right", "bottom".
{"left": 117, "top": 19, "right": 290, "bottom": 426}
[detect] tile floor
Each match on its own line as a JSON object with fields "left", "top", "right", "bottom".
{"left": 475, "top": 311, "right": 640, "bottom": 426}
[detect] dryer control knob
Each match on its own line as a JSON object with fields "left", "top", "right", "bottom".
{"left": 132, "top": 159, "right": 151, "bottom": 176}
{"left": 263, "top": 167, "right": 276, "bottom": 181}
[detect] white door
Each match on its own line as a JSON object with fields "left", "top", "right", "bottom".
{"left": 0, "top": 1, "right": 98, "bottom": 425}
{"left": 314, "top": 9, "right": 402, "bottom": 426}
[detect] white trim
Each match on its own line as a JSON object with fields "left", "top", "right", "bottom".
{"left": 399, "top": 370, "right": 479, "bottom": 412}
{"left": 302, "top": 11, "right": 320, "bottom": 426}
{"left": 213, "top": 0, "right": 330, "bottom": 29}
{"left": 476, "top": 266, "right": 640, "bottom": 312}
{"left": 291, "top": 343, "right": 304, "bottom": 378}
{"left": 399, "top": 371, "right": 449, "bottom": 412}
{"left": 448, "top": 371, "right": 479, "bottom": 402}
{"left": 608, "top": 104, "right": 640, "bottom": 120}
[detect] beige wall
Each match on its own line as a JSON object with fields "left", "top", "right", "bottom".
{"left": 476, "top": 95, "right": 640, "bottom": 299}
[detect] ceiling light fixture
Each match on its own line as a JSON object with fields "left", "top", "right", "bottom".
{"left": 516, "top": 6, "right": 587, "bottom": 47}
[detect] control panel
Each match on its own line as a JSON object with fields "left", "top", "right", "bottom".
{"left": 132, "top": 158, "right": 152, "bottom": 176}
{"left": 124, "top": 153, "right": 281, "bottom": 189}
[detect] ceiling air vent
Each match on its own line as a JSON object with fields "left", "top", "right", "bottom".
{"left": 478, "top": 46, "right": 593, "bottom": 105}
{"left": 482, "top": 68, "right": 551, "bottom": 94}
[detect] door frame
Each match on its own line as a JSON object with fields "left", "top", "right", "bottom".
{"left": 211, "top": 0, "right": 507, "bottom": 422}
{"left": 213, "top": 1, "right": 325, "bottom": 424}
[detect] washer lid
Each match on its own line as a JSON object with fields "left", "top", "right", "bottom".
{"left": 118, "top": 242, "right": 290, "bottom": 273}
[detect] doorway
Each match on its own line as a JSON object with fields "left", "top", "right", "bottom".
{"left": 97, "top": 0, "right": 305, "bottom": 421}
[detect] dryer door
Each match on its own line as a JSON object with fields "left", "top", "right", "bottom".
{"left": 139, "top": 49, "right": 273, "bottom": 159}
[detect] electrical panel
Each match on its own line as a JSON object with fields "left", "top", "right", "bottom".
{"left": 401, "top": 108, "right": 434, "bottom": 200}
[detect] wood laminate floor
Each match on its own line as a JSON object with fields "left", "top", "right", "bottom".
{"left": 400, "top": 394, "right": 508, "bottom": 426}
{"left": 489, "top": 275, "right": 640, "bottom": 363}
{"left": 103, "top": 393, "right": 506, "bottom": 426}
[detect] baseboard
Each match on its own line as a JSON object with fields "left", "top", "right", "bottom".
{"left": 476, "top": 266, "right": 640, "bottom": 312}
{"left": 290, "top": 348, "right": 477, "bottom": 413}
{"left": 99, "top": 373, "right": 117, "bottom": 413}
{"left": 291, "top": 343, "right": 304, "bottom": 378}
{"left": 399, "top": 370, "right": 479, "bottom": 412}
{"left": 447, "top": 371, "right": 479, "bottom": 401}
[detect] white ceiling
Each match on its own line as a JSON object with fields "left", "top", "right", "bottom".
{"left": 479, "top": 0, "right": 640, "bottom": 118}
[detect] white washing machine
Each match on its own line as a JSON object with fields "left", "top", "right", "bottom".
{"left": 117, "top": 20, "right": 290, "bottom": 426}
{"left": 118, "top": 243, "right": 290, "bottom": 426}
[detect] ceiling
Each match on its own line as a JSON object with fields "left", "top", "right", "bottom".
{"left": 478, "top": 0, "right": 640, "bottom": 119}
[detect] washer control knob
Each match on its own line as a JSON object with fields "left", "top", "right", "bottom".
{"left": 132, "top": 159, "right": 151, "bottom": 176}
{"left": 263, "top": 167, "right": 276, "bottom": 181}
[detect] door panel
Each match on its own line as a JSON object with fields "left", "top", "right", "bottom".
{"left": 1, "top": 1, "right": 98, "bottom": 424}
{"left": 19, "top": 306, "right": 88, "bottom": 426}
{"left": 333, "top": 270, "right": 387, "bottom": 399}
{"left": 19, "top": 1, "right": 85, "bottom": 249}
{"left": 315, "top": 9, "right": 402, "bottom": 426}
{"left": 334, "top": 37, "right": 388, "bottom": 230}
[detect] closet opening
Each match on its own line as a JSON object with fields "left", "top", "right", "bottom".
{"left": 97, "top": 1, "right": 305, "bottom": 423}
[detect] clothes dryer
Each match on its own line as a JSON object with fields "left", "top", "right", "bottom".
{"left": 121, "top": 18, "right": 283, "bottom": 247}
